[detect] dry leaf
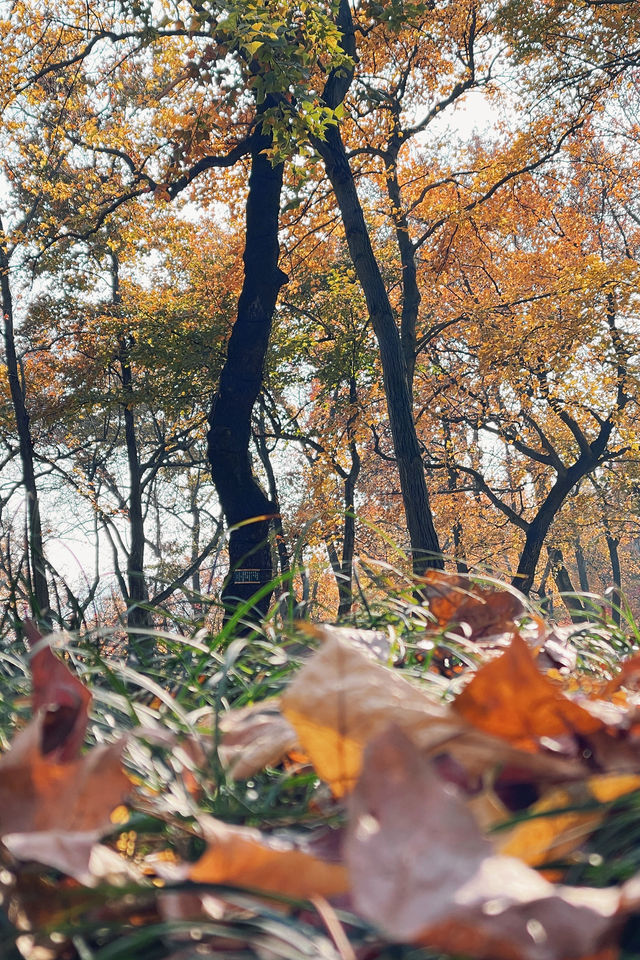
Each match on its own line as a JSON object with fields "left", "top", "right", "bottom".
{"left": 281, "top": 633, "right": 463, "bottom": 795}
{"left": 346, "top": 726, "right": 626, "bottom": 960}
{"left": 301, "top": 623, "right": 394, "bottom": 662}
{"left": 188, "top": 816, "right": 348, "bottom": 900}
{"left": 281, "top": 632, "right": 585, "bottom": 798}
{"left": 0, "top": 716, "right": 130, "bottom": 835}
{"left": 24, "top": 621, "right": 91, "bottom": 763}
{"left": 499, "top": 774, "right": 640, "bottom": 867}
{"left": 453, "top": 632, "right": 604, "bottom": 745}
{"left": 217, "top": 699, "right": 299, "bottom": 780}
{"left": 420, "top": 571, "right": 525, "bottom": 638}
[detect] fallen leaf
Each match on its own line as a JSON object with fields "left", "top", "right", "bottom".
{"left": 346, "top": 726, "right": 626, "bottom": 960}
{"left": 498, "top": 773, "right": 640, "bottom": 868}
{"left": 301, "top": 623, "right": 395, "bottom": 662}
{"left": 217, "top": 699, "right": 300, "bottom": 780}
{"left": 281, "top": 633, "right": 586, "bottom": 798}
{"left": 281, "top": 633, "right": 463, "bottom": 795}
{"left": 453, "top": 632, "right": 605, "bottom": 745}
{"left": 420, "top": 571, "right": 525, "bottom": 638}
{"left": 0, "top": 714, "right": 130, "bottom": 879}
{"left": 188, "top": 816, "right": 348, "bottom": 900}
{"left": 24, "top": 620, "right": 91, "bottom": 763}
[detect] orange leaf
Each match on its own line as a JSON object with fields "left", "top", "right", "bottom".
{"left": 453, "top": 632, "right": 604, "bottom": 744}
{"left": 421, "top": 572, "right": 525, "bottom": 637}
{"left": 24, "top": 620, "right": 91, "bottom": 763}
{"left": 189, "top": 816, "right": 348, "bottom": 900}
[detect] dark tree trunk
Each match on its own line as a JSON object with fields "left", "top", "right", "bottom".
{"left": 513, "top": 459, "right": 597, "bottom": 595}
{"left": 207, "top": 126, "right": 287, "bottom": 621}
{"left": 606, "top": 533, "right": 622, "bottom": 627}
{"left": 0, "top": 237, "right": 51, "bottom": 621}
{"left": 314, "top": 124, "right": 442, "bottom": 576}
{"left": 111, "top": 253, "right": 153, "bottom": 651}
{"left": 574, "top": 536, "right": 590, "bottom": 593}
{"left": 547, "top": 545, "right": 584, "bottom": 621}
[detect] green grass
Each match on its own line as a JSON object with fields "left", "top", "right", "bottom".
{"left": 1, "top": 577, "right": 639, "bottom": 960}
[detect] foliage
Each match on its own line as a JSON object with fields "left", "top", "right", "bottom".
{"left": 3, "top": 576, "right": 640, "bottom": 958}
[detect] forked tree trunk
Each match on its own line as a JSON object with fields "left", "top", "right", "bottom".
{"left": 314, "top": 123, "right": 442, "bottom": 576}
{"left": 207, "top": 125, "right": 287, "bottom": 621}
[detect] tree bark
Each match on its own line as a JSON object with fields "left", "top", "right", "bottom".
{"left": 0, "top": 234, "right": 51, "bottom": 621}
{"left": 111, "top": 252, "right": 153, "bottom": 649}
{"left": 207, "top": 126, "right": 287, "bottom": 621}
{"left": 606, "top": 533, "right": 622, "bottom": 627}
{"left": 547, "top": 545, "right": 584, "bottom": 621}
{"left": 314, "top": 124, "right": 442, "bottom": 576}
{"left": 574, "top": 536, "right": 590, "bottom": 593}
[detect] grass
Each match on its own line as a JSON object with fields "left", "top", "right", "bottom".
{"left": 1, "top": 574, "right": 639, "bottom": 960}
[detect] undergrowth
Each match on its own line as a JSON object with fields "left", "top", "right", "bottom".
{"left": 0, "top": 574, "right": 638, "bottom": 960}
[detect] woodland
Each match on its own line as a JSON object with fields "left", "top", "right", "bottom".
{"left": 5, "top": 4, "right": 640, "bottom": 960}
{"left": 1, "top": 0, "right": 640, "bottom": 631}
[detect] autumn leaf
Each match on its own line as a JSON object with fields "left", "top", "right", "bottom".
{"left": 281, "top": 631, "right": 463, "bottom": 796}
{"left": 497, "top": 774, "right": 640, "bottom": 868}
{"left": 188, "top": 816, "right": 348, "bottom": 900}
{"left": 346, "top": 725, "right": 627, "bottom": 960}
{"left": 281, "top": 631, "right": 586, "bottom": 799}
{"left": 453, "top": 631, "right": 606, "bottom": 746}
{"left": 421, "top": 571, "right": 525, "bottom": 638}
{"left": 217, "top": 698, "right": 300, "bottom": 780}
{"left": 0, "top": 624, "right": 132, "bottom": 883}
{"left": 24, "top": 619, "right": 92, "bottom": 763}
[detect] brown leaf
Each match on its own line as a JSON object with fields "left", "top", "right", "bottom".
{"left": 281, "top": 632, "right": 462, "bottom": 795}
{"left": 217, "top": 699, "right": 299, "bottom": 780}
{"left": 281, "top": 632, "right": 585, "bottom": 798}
{"left": 24, "top": 620, "right": 92, "bottom": 763}
{"left": 0, "top": 714, "right": 131, "bottom": 881}
{"left": 188, "top": 816, "right": 348, "bottom": 900}
{"left": 453, "top": 632, "right": 604, "bottom": 744}
{"left": 346, "top": 726, "right": 626, "bottom": 960}
{"left": 301, "top": 623, "right": 394, "bottom": 662}
{"left": 0, "top": 715, "right": 130, "bottom": 835}
{"left": 420, "top": 571, "right": 525, "bottom": 638}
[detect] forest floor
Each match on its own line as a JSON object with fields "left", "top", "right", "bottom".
{"left": 2, "top": 571, "right": 640, "bottom": 960}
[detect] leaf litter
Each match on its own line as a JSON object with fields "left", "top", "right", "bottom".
{"left": 5, "top": 579, "right": 640, "bottom": 959}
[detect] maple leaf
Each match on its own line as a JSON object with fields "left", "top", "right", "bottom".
{"left": 346, "top": 725, "right": 630, "bottom": 960}
{"left": 187, "top": 816, "right": 348, "bottom": 900}
{"left": 0, "top": 622, "right": 131, "bottom": 883}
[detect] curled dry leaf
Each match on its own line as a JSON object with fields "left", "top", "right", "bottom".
{"left": 453, "top": 632, "right": 606, "bottom": 745}
{"left": 0, "top": 624, "right": 132, "bottom": 883}
{"left": 346, "top": 726, "right": 627, "bottom": 960}
{"left": 497, "top": 774, "right": 640, "bottom": 868}
{"left": 24, "top": 620, "right": 92, "bottom": 763}
{"left": 0, "top": 715, "right": 130, "bottom": 835}
{"left": 188, "top": 815, "right": 348, "bottom": 900}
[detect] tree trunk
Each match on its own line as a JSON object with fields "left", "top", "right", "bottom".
{"left": 0, "top": 237, "right": 51, "bottom": 621}
{"left": 547, "top": 545, "right": 584, "bottom": 621}
{"left": 606, "top": 533, "right": 622, "bottom": 627}
{"left": 574, "top": 536, "right": 590, "bottom": 593}
{"left": 513, "top": 460, "right": 592, "bottom": 595}
{"left": 207, "top": 126, "right": 287, "bottom": 621}
{"left": 314, "top": 124, "right": 442, "bottom": 576}
{"left": 111, "top": 253, "right": 153, "bottom": 651}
